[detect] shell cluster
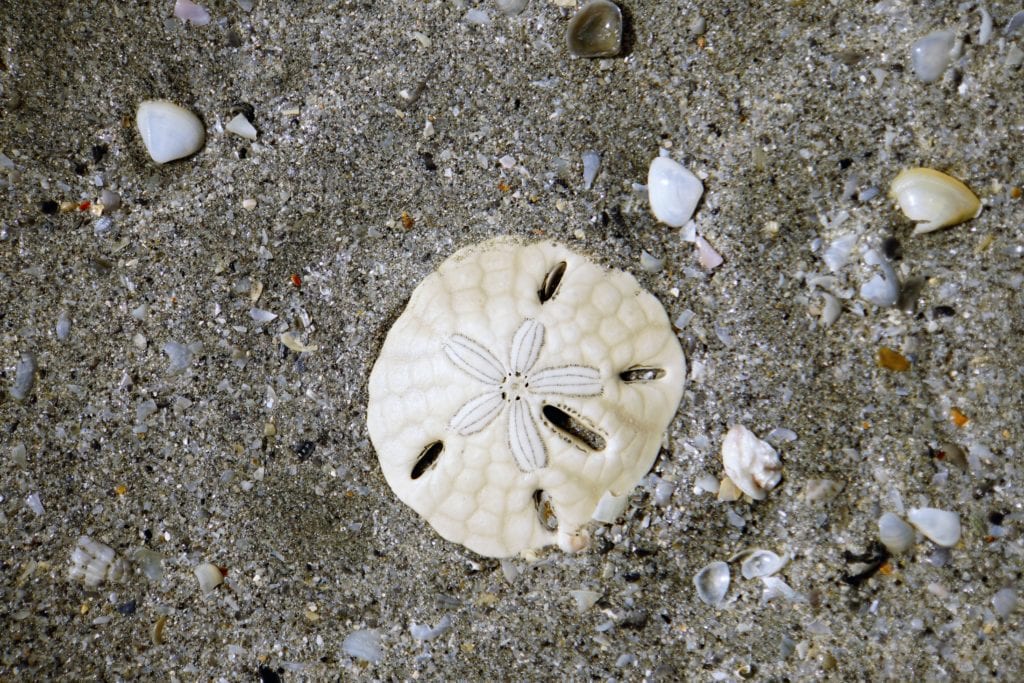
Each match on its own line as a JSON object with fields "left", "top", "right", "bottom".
{"left": 878, "top": 507, "right": 961, "bottom": 553}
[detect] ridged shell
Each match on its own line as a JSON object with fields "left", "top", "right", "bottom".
{"left": 889, "top": 168, "right": 981, "bottom": 234}
{"left": 878, "top": 512, "right": 916, "bottom": 554}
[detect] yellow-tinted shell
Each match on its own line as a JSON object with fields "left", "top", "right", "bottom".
{"left": 889, "top": 167, "right": 981, "bottom": 234}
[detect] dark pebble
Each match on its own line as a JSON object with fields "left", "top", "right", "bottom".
{"left": 40, "top": 200, "right": 59, "bottom": 214}
{"left": 294, "top": 440, "right": 316, "bottom": 459}
{"left": 117, "top": 600, "right": 137, "bottom": 615}
{"left": 932, "top": 305, "right": 955, "bottom": 318}
{"left": 258, "top": 665, "right": 282, "bottom": 683}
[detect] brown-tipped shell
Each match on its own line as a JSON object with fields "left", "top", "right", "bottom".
{"left": 889, "top": 167, "right": 981, "bottom": 234}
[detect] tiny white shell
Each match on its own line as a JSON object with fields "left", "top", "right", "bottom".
{"left": 694, "top": 560, "right": 730, "bottom": 606}
{"left": 136, "top": 100, "right": 206, "bottom": 164}
{"left": 721, "top": 425, "right": 782, "bottom": 500}
{"left": 225, "top": 113, "right": 258, "bottom": 141}
{"left": 910, "top": 30, "right": 954, "bottom": 83}
{"left": 878, "top": 511, "right": 916, "bottom": 554}
{"left": 907, "top": 507, "right": 961, "bottom": 547}
{"left": 740, "top": 550, "right": 787, "bottom": 579}
{"left": 193, "top": 562, "right": 224, "bottom": 594}
{"left": 648, "top": 157, "right": 704, "bottom": 227}
{"left": 889, "top": 168, "right": 981, "bottom": 234}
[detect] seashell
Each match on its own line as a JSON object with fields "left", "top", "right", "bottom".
{"left": 721, "top": 425, "right": 782, "bottom": 500}
{"left": 566, "top": 0, "right": 623, "bottom": 58}
{"left": 906, "top": 507, "right": 961, "bottom": 547}
{"left": 889, "top": 168, "right": 981, "bottom": 234}
{"left": 342, "top": 629, "right": 382, "bottom": 664}
{"left": 69, "top": 536, "right": 128, "bottom": 587}
{"left": 694, "top": 560, "right": 730, "bottom": 606}
{"left": 174, "top": 0, "right": 211, "bottom": 25}
{"left": 739, "top": 549, "right": 787, "bottom": 579}
{"left": 591, "top": 490, "right": 629, "bottom": 524}
{"left": 648, "top": 157, "right": 704, "bottom": 227}
{"left": 878, "top": 512, "right": 916, "bottom": 554}
{"left": 193, "top": 562, "right": 224, "bottom": 594}
{"left": 225, "top": 113, "right": 257, "bottom": 141}
{"left": 910, "top": 30, "right": 954, "bottom": 83}
{"left": 136, "top": 100, "right": 205, "bottom": 164}
{"left": 859, "top": 248, "right": 900, "bottom": 307}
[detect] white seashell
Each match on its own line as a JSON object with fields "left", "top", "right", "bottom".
{"left": 136, "top": 100, "right": 205, "bottom": 164}
{"left": 907, "top": 507, "right": 961, "bottom": 547}
{"left": 740, "top": 550, "right": 787, "bottom": 579}
{"left": 225, "top": 113, "right": 258, "bottom": 141}
{"left": 694, "top": 560, "right": 730, "bottom": 606}
{"left": 591, "top": 490, "right": 629, "bottom": 524}
{"left": 721, "top": 425, "right": 782, "bottom": 500}
{"left": 859, "top": 248, "right": 900, "bottom": 307}
{"left": 174, "top": 0, "right": 211, "bottom": 25}
{"left": 648, "top": 157, "right": 703, "bottom": 227}
{"left": 194, "top": 562, "right": 224, "bottom": 594}
{"left": 568, "top": 589, "right": 603, "bottom": 613}
{"left": 910, "top": 30, "right": 954, "bottom": 83}
{"left": 582, "top": 149, "right": 601, "bottom": 189}
{"left": 410, "top": 614, "right": 452, "bottom": 641}
{"left": 695, "top": 235, "right": 723, "bottom": 270}
{"left": 69, "top": 536, "right": 127, "bottom": 587}
{"left": 889, "top": 167, "right": 981, "bottom": 234}
{"left": 878, "top": 511, "right": 916, "bottom": 554}
{"left": 342, "top": 629, "right": 382, "bottom": 663}
{"left": 760, "top": 575, "right": 801, "bottom": 604}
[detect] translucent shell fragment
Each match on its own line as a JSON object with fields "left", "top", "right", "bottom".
{"left": 889, "top": 168, "right": 981, "bottom": 234}
{"left": 367, "top": 238, "right": 685, "bottom": 557}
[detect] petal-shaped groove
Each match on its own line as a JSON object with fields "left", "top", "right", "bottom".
{"left": 444, "top": 334, "right": 505, "bottom": 384}
{"left": 530, "top": 365, "right": 603, "bottom": 396}
{"left": 411, "top": 441, "right": 444, "bottom": 480}
{"left": 538, "top": 261, "right": 567, "bottom": 303}
{"left": 508, "top": 399, "right": 547, "bottom": 471}
{"left": 542, "top": 404, "right": 607, "bottom": 452}
{"left": 449, "top": 391, "right": 504, "bottom": 435}
{"left": 510, "top": 319, "right": 544, "bottom": 374}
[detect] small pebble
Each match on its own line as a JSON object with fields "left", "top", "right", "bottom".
{"left": 567, "top": 0, "right": 623, "bottom": 58}
{"left": 648, "top": 157, "right": 703, "bottom": 227}
{"left": 193, "top": 562, "right": 224, "bottom": 594}
{"left": 136, "top": 100, "right": 205, "bottom": 164}
{"left": 496, "top": 0, "right": 528, "bottom": 16}
{"left": 10, "top": 352, "right": 37, "bottom": 401}
{"left": 342, "top": 629, "right": 382, "bottom": 663}
{"left": 582, "top": 149, "right": 601, "bottom": 189}
{"left": 876, "top": 347, "right": 910, "bottom": 371}
{"left": 174, "top": 0, "right": 211, "bottom": 25}
{"left": 910, "top": 30, "right": 954, "bottom": 83}
{"left": 992, "top": 587, "right": 1018, "bottom": 617}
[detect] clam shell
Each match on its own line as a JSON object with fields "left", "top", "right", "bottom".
{"left": 889, "top": 168, "right": 981, "bottom": 234}
{"left": 694, "top": 560, "right": 730, "bottom": 606}
{"left": 648, "top": 157, "right": 703, "bottom": 228}
{"left": 878, "top": 511, "right": 916, "bottom": 554}
{"left": 566, "top": 0, "right": 623, "bottom": 58}
{"left": 740, "top": 549, "right": 787, "bottom": 579}
{"left": 907, "top": 507, "right": 961, "bottom": 547}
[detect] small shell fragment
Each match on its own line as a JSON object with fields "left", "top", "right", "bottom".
{"left": 648, "top": 157, "right": 703, "bottom": 227}
{"left": 694, "top": 561, "right": 730, "bottom": 606}
{"left": 910, "top": 30, "right": 954, "bottom": 83}
{"left": 906, "top": 507, "right": 961, "bottom": 547}
{"left": 889, "top": 168, "right": 981, "bottom": 234}
{"left": 193, "top": 562, "right": 224, "bottom": 594}
{"left": 878, "top": 512, "right": 916, "bottom": 554}
{"left": 740, "top": 550, "right": 787, "bottom": 579}
{"left": 225, "top": 113, "right": 258, "bottom": 141}
{"left": 568, "top": 589, "right": 603, "bottom": 613}
{"left": 342, "top": 629, "right": 382, "bottom": 663}
{"left": 721, "top": 425, "right": 782, "bottom": 500}
{"left": 136, "top": 100, "right": 206, "bottom": 164}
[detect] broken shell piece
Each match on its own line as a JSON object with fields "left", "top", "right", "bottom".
{"left": 878, "top": 512, "right": 916, "bottom": 554}
{"left": 695, "top": 235, "right": 723, "bottom": 271}
{"left": 69, "top": 536, "right": 128, "bottom": 587}
{"left": 591, "top": 490, "right": 629, "bottom": 524}
{"left": 193, "top": 562, "right": 224, "bottom": 594}
{"left": 648, "top": 157, "right": 703, "bottom": 227}
{"left": 694, "top": 560, "right": 730, "bottom": 606}
{"left": 136, "top": 100, "right": 205, "bottom": 164}
{"left": 889, "top": 168, "right": 981, "bottom": 234}
{"left": 569, "top": 589, "right": 603, "bottom": 613}
{"left": 367, "top": 238, "right": 685, "bottom": 558}
{"left": 910, "top": 30, "right": 954, "bottom": 83}
{"left": 225, "top": 113, "right": 257, "bottom": 141}
{"left": 717, "top": 476, "right": 743, "bottom": 502}
{"left": 721, "top": 425, "right": 782, "bottom": 500}
{"left": 740, "top": 550, "right": 787, "bottom": 579}
{"left": 907, "top": 507, "right": 961, "bottom": 547}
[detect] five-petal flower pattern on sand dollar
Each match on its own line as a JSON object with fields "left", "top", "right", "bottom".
{"left": 444, "top": 318, "right": 602, "bottom": 472}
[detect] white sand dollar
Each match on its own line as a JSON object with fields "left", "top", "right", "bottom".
{"left": 367, "top": 238, "right": 685, "bottom": 557}
{"left": 136, "top": 99, "right": 205, "bottom": 164}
